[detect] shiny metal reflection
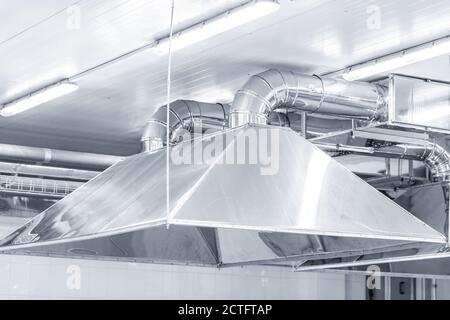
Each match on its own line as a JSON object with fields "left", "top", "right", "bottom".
{"left": 0, "top": 125, "right": 444, "bottom": 266}
{"left": 294, "top": 183, "right": 450, "bottom": 273}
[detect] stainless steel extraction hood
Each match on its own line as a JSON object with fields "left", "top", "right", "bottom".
{"left": 0, "top": 125, "right": 445, "bottom": 266}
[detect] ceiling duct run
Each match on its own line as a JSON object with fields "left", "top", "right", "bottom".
{"left": 229, "top": 69, "right": 387, "bottom": 127}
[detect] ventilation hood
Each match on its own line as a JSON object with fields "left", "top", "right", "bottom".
{"left": 0, "top": 125, "right": 444, "bottom": 266}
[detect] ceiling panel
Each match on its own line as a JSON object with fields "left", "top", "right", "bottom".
{"left": 386, "top": 55, "right": 450, "bottom": 82}
{"left": 0, "top": 0, "right": 77, "bottom": 43}
{"left": 0, "top": 0, "right": 246, "bottom": 103}
{"left": 0, "top": 0, "right": 449, "bottom": 156}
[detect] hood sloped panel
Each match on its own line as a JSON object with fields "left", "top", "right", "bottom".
{"left": 298, "top": 183, "right": 450, "bottom": 276}
{"left": 168, "top": 125, "right": 444, "bottom": 242}
{"left": 0, "top": 125, "right": 444, "bottom": 266}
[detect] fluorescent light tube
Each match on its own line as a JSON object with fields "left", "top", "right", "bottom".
{"left": 0, "top": 81, "right": 78, "bottom": 117}
{"left": 342, "top": 36, "right": 450, "bottom": 81}
{"left": 154, "top": 0, "right": 280, "bottom": 55}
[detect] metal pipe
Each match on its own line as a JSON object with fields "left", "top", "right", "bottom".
{"left": 431, "top": 279, "right": 437, "bottom": 300}
{"left": 229, "top": 69, "right": 387, "bottom": 127}
{"left": 384, "top": 277, "right": 391, "bottom": 300}
{"left": 141, "top": 100, "right": 230, "bottom": 152}
{"left": 371, "top": 143, "right": 450, "bottom": 181}
{"left": 0, "top": 162, "right": 99, "bottom": 181}
{"left": 315, "top": 142, "right": 450, "bottom": 181}
{"left": 141, "top": 101, "right": 298, "bottom": 153}
{"left": 0, "top": 143, "right": 122, "bottom": 170}
{"left": 314, "top": 142, "right": 375, "bottom": 155}
{"left": 142, "top": 99, "right": 355, "bottom": 152}
{"left": 385, "top": 158, "right": 391, "bottom": 177}
{"left": 300, "top": 112, "right": 307, "bottom": 137}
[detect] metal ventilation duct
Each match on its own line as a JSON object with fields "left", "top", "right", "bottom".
{"left": 0, "top": 125, "right": 444, "bottom": 265}
{"left": 141, "top": 100, "right": 229, "bottom": 152}
{"left": 0, "top": 143, "right": 122, "bottom": 170}
{"left": 141, "top": 99, "right": 293, "bottom": 153}
{"left": 229, "top": 69, "right": 387, "bottom": 127}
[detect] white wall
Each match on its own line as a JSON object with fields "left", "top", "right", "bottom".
{"left": 345, "top": 273, "right": 366, "bottom": 299}
{"left": 436, "top": 279, "right": 450, "bottom": 299}
{"left": 0, "top": 254, "right": 366, "bottom": 299}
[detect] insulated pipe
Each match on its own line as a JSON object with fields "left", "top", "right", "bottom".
{"left": 0, "top": 143, "right": 122, "bottom": 170}
{"left": 229, "top": 69, "right": 387, "bottom": 127}
{"left": 315, "top": 142, "right": 450, "bottom": 181}
{"left": 141, "top": 100, "right": 229, "bottom": 152}
{"left": 0, "top": 162, "right": 99, "bottom": 181}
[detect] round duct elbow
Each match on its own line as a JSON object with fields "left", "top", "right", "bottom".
{"left": 424, "top": 143, "right": 450, "bottom": 181}
{"left": 141, "top": 100, "right": 229, "bottom": 152}
{"left": 229, "top": 69, "right": 388, "bottom": 128}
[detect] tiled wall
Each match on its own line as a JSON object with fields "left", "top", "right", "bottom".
{"left": 0, "top": 254, "right": 365, "bottom": 299}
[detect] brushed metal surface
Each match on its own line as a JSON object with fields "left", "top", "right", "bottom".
{"left": 169, "top": 126, "right": 444, "bottom": 243}
{"left": 294, "top": 183, "right": 450, "bottom": 274}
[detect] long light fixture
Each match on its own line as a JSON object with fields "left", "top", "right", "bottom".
{"left": 0, "top": 81, "right": 78, "bottom": 117}
{"left": 342, "top": 35, "right": 450, "bottom": 81}
{"left": 153, "top": 0, "right": 280, "bottom": 55}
